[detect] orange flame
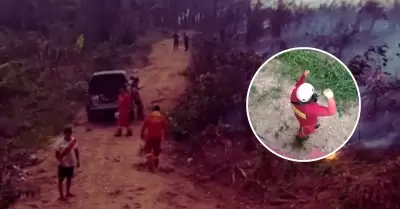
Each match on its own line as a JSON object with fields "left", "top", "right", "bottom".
{"left": 325, "top": 152, "right": 337, "bottom": 160}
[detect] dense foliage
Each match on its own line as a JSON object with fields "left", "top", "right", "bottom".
{"left": 0, "top": 0, "right": 164, "bottom": 207}
{"left": 169, "top": 36, "right": 263, "bottom": 139}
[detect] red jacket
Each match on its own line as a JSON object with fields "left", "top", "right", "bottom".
{"left": 290, "top": 74, "right": 336, "bottom": 127}
{"left": 141, "top": 111, "right": 167, "bottom": 139}
{"left": 118, "top": 92, "right": 132, "bottom": 113}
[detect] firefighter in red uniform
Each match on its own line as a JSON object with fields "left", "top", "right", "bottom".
{"left": 115, "top": 85, "right": 133, "bottom": 137}
{"left": 290, "top": 70, "right": 337, "bottom": 141}
{"left": 140, "top": 105, "right": 167, "bottom": 171}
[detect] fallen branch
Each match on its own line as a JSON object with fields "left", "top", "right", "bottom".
{"left": 280, "top": 187, "right": 307, "bottom": 200}
{"left": 236, "top": 165, "right": 248, "bottom": 179}
{"left": 202, "top": 165, "right": 233, "bottom": 181}
{"left": 200, "top": 163, "right": 250, "bottom": 183}
{"left": 269, "top": 197, "right": 307, "bottom": 205}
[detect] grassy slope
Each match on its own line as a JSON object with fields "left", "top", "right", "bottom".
{"left": 276, "top": 49, "right": 358, "bottom": 113}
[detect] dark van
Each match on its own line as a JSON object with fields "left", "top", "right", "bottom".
{"left": 86, "top": 70, "right": 128, "bottom": 122}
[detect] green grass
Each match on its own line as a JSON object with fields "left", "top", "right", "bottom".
{"left": 276, "top": 49, "right": 358, "bottom": 114}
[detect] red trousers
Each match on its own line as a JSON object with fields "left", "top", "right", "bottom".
{"left": 117, "top": 110, "right": 130, "bottom": 127}
{"left": 144, "top": 137, "right": 162, "bottom": 157}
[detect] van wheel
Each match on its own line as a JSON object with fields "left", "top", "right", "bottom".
{"left": 87, "top": 110, "right": 96, "bottom": 123}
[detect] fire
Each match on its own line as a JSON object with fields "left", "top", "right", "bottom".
{"left": 325, "top": 152, "right": 337, "bottom": 160}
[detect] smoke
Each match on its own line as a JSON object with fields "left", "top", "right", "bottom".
{"left": 360, "top": 132, "right": 396, "bottom": 149}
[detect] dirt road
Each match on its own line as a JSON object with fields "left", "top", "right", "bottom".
{"left": 12, "top": 39, "right": 228, "bottom": 209}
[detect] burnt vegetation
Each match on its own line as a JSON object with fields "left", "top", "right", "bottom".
{"left": 168, "top": 1, "right": 400, "bottom": 209}
{"left": 2, "top": 0, "right": 400, "bottom": 208}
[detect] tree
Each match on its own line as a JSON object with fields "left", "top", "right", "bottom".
{"left": 245, "top": 0, "right": 268, "bottom": 45}
{"left": 358, "top": 1, "right": 388, "bottom": 32}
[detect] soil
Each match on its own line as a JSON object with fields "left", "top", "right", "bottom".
{"left": 247, "top": 59, "right": 359, "bottom": 161}
{"left": 11, "top": 36, "right": 237, "bottom": 209}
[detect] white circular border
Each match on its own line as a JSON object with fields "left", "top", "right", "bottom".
{"left": 246, "top": 47, "right": 362, "bottom": 163}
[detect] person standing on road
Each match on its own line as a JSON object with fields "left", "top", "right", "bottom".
{"left": 183, "top": 32, "right": 189, "bottom": 51}
{"left": 290, "top": 70, "right": 337, "bottom": 141}
{"left": 173, "top": 32, "right": 179, "bottom": 51}
{"left": 115, "top": 85, "right": 133, "bottom": 137}
{"left": 75, "top": 33, "right": 85, "bottom": 54}
{"left": 140, "top": 105, "right": 167, "bottom": 172}
{"left": 54, "top": 126, "right": 80, "bottom": 201}
{"left": 129, "top": 76, "right": 144, "bottom": 121}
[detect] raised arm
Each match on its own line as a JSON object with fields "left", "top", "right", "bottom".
{"left": 314, "top": 89, "right": 337, "bottom": 117}
{"left": 314, "top": 100, "right": 337, "bottom": 117}
{"left": 295, "top": 70, "right": 310, "bottom": 88}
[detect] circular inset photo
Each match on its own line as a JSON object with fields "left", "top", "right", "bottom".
{"left": 246, "top": 47, "right": 361, "bottom": 162}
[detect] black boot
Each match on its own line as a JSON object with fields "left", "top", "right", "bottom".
{"left": 296, "top": 135, "right": 310, "bottom": 141}
{"left": 126, "top": 128, "right": 133, "bottom": 137}
{"left": 114, "top": 128, "right": 122, "bottom": 137}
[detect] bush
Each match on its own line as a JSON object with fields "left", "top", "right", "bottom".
{"left": 277, "top": 49, "right": 359, "bottom": 113}
{"left": 169, "top": 34, "right": 400, "bottom": 209}
{"left": 169, "top": 36, "right": 263, "bottom": 139}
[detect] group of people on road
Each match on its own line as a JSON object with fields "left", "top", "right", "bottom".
{"left": 54, "top": 75, "right": 168, "bottom": 201}
{"left": 115, "top": 77, "right": 167, "bottom": 172}
{"left": 173, "top": 32, "right": 190, "bottom": 51}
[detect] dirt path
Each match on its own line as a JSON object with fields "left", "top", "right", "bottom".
{"left": 11, "top": 38, "right": 228, "bottom": 209}
{"left": 248, "top": 60, "right": 359, "bottom": 160}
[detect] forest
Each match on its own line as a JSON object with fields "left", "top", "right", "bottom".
{"left": 1, "top": 0, "right": 400, "bottom": 208}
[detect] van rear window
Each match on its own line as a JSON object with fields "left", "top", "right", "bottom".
{"left": 88, "top": 74, "right": 126, "bottom": 94}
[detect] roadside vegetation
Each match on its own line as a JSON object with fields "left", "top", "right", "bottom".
{"left": 170, "top": 33, "right": 399, "bottom": 208}
{"left": 0, "top": 0, "right": 167, "bottom": 207}
{"left": 169, "top": 1, "right": 400, "bottom": 209}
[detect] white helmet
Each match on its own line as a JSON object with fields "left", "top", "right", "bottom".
{"left": 296, "top": 83, "right": 314, "bottom": 102}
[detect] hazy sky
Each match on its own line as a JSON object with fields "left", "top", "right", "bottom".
{"left": 252, "top": 0, "right": 396, "bottom": 8}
